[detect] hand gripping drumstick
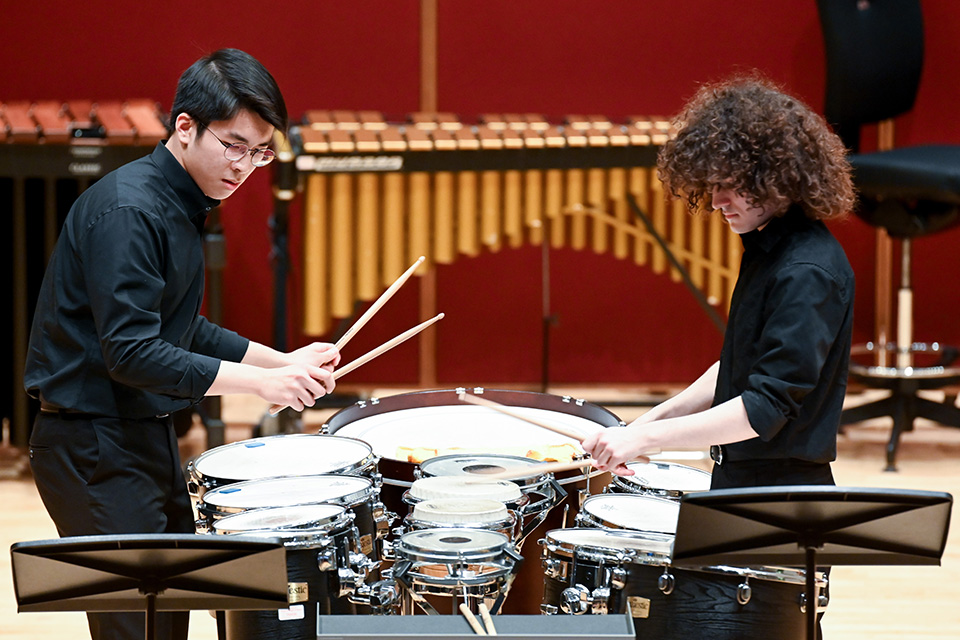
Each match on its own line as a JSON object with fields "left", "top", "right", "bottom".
{"left": 459, "top": 603, "right": 487, "bottom": 635}
{"left": 478, "top": 602, "right": 497, "bottom": 635}
{"left": 269, "top": 312, "right": 444, "bottom": 415}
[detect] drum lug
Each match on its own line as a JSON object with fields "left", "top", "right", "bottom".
{"left": 657, "top": 569, "right": 675, "bottom": 595}
{"left": 608, "top": 566, "right": 627, "bottom": 591}
{"left": 194, "top": 518, "right": 208, "bottom": 534}
{"left": 799, "top": 592, "right": 830, "bottom": 614}
{"left": 316, "top": 544, "right": 337, "bottom": 572}
{"left": 541, "top": 604, "right": 559, "bottom": 615}
{"left": 560, "top": 584, "right": 591, "bottom": 615}
{"left": 542, "top": 556, "right": 563, "bottom": 579}
{"left": 736, "top": 579, "right": 752, "bottom": 605}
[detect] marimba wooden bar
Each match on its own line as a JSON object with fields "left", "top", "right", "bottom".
{"left": 276, "top": 111, "right": 742, "bottom": 338}
{"left": 1, "top": 99, "right": 168, "bottom": 447}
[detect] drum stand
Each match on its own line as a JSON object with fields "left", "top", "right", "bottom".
{"left": 671, "top": 486, "right": 953, "bottom": 640}
{"left": 10, "top": 533, "right": 289, "bottom": 640}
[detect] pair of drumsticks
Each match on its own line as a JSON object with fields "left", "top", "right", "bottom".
{"left": 269, "top": 256, "right": 442, "bottom": 416}
{"left": 460, "top": 602, "right": 497, "bottom": 635}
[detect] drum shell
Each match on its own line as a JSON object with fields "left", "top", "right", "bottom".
{"left": 195, "top": 475, "right": 389, "bottom": 562}
{"left": 542, "top": 555, "right": 819, "bottom": 640}
{"left": 223, "top": 545, "right": 354, "bottom": 640}
{"left": 402, "top": 510, "right": 518, "bottom": 541}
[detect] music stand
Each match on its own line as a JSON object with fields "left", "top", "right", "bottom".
{"left": 671, "top": 486, "right": 953, "bottom": 640}
{"left": 10, "top": 533, "right": 290, "bottom": 640}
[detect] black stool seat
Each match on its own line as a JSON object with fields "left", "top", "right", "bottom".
{"left": 851, "top": 146, "right": 960, "bottom": 237}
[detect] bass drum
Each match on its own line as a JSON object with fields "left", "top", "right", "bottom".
{"left": 323, "top": 387, "right": 622, "bottom": 614}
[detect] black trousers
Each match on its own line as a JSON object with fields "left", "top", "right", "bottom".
{"left": 29, "top": 413, "right": 195, "bottom": 640}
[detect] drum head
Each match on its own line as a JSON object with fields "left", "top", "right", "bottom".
{"left": 409, "top": 476, "right": 522, "bottom": 502}
{"left": 620, "top": 461, "right": 712, "bottom": 493}
{"left": 325, "top": 389, "right": 620, "bottom": 463}
{"left": 545, "top": 527, "right": 674, "bottom": 558}
{"left": 582, "top": 494, "right": 680, "bottom": 535}
{"left": 399, "top": 528, "right": 509, "bottom": 557}
{"left": 420, "top": 453, "right": 548, "bottom": 481}
{"left": 212, "top": 503, "right": 347, "bottom": 533}
{"left": 192, "top": 434, "right": 373, "bottom": 482}
{"left": 411, "top": 498, "right": 510, "bottom": 525}
{"left": 203, "top": 474, "right": 373, "bottom": 510}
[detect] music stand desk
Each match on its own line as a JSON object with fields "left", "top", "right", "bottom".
{"left": 11, "top": 533, "right": 289, "bottom": 640}
{"left": 671, "top": 485, "right": 953, "bottom": 640}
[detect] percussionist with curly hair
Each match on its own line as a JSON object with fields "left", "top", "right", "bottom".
{"left": 583, "top": 75, "right": 856, "bottom": 491}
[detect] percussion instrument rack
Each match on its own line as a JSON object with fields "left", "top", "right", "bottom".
{"left": 1, "top": 100, "right": 226, "bottom": 448}
{"left": 271, "top": 110, "right": 741, "bottom": 392}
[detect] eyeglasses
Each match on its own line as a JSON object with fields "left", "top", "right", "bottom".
{"left": 204, "top": 126, "right": 276, "bottom": 167}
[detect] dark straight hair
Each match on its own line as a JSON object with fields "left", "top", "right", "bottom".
{"left": 169, "top": 48, "right": 288, "bottom": 136}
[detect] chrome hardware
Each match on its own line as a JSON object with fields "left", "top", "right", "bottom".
{"left": 349, "top": 579, "right": 401, "bottom": 614}
{"left": 736, "top": 579, "right": 752, "bottom": 605}
{"left": 609, "top": 566, "right": 627, "bottom": 590}
{"left": 560, "top": 585, "right": 591, "bottom": 615}
{"left": 799, "top": 592, "right": 830, "bottom": 614}
{"left": 657, "top": 569, "right": 675, "bottom": 595}
{"left": 542, "top": 556, "right": 563, "bottom": 579}
{"left": 541, "top": 603, "right": 559, "bottom": 615}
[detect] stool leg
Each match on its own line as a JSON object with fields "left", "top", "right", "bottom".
{"left": 885, "top": 394, "right": 916, "bottom": 472}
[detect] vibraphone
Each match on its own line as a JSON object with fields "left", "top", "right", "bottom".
{"left": 273, "top": 111, "right": 742, "bottom": 339}
{"left": 1, "top": 100, "right": 169, "bottom": 446}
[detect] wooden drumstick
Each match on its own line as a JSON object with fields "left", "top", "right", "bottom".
{"left": 457, "top": 392, "right": 586, "bottom": 442}
{"left": 335, "top": 256, "right": 425, "bottom": 350}
{"left": 465, "top": 458, "right": 598, "bottom": 482}
{"left": 459, "top": 603, "right": 487, "bottom": 635}
{"left": 478, "top": 602, "right": 497, "bottom": 635}
{"left": 269, "top": 313, "right": 444, "bottom": 415}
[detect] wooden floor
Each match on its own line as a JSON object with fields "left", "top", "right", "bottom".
{"left": 2, "top": 389, "right": 959, "bottom": 639}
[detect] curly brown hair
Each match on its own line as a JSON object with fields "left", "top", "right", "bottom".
{"left": 657, "top": 75, "right": 855, "bottom": 220}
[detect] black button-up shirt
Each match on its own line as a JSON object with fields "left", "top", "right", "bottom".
{"left": 714, "top": 206, "right": 854, "bottom": 463}
{"left": 24, "top": 143, "right": 249, "bottom": 419}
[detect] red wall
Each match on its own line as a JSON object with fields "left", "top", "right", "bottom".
{"left": 5, "top": 1, "right": 960, "bottom": 387}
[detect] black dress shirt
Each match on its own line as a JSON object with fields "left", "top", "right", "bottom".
{"left": 714, "top": 205, "right": 854, "bottom": 463}
{"left": 24, "top": 143, "right": 249, "bottom": 419}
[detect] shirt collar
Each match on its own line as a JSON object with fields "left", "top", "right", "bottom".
{"left": 151, "top": 142, "right": 221, "bottom": 232}
{"left": 741, "top": 204, "right": 807, "bottom": 254}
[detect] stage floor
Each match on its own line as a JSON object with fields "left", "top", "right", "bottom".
{"left": 3, "top": 388, "right": 958, "bottom": 639}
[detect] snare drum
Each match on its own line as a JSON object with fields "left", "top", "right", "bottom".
{"left": 392, "top": 528, "right": 522, "bottom": 615}
{"left": 576, "top": 493, "right": 681, "bottom": 536}
{"left": 607, "top": 461, "right": 712, "bottom": 499}
{"left": 196, "top": 474, "right": 392, "bottom": 561}
{"left": 404, "top": 498, "right": 518, "bottom": 540}
{"left": 540, "top": 527, "right": 826, "bottom": 640}
{"left": 185, "top": 433, "right": 378, "bottom": 500}
{"left": 213, "top": 504, "right": 370, "bottom": 639}
{"left": 417, "top": 454, "right": 566, "bottom": 545}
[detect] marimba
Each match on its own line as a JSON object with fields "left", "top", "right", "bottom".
{"left": 274, "top": 111, "right": 742, "bottom": 339}
{"left": 1, "top": 100, "right": 169, "bottom": 447}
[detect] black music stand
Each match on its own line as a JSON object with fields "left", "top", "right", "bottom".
{"left": 10, "top": 533, "right": 290, "bottom": 640}
{"left": 671, "top": 486, "right": 953, "bottom": 640}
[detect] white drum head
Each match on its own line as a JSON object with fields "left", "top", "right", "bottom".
{"left": 409, "top": 476, "right": 522, "bottom": 502}
{"left": 194, "top": 434, "right": 373, "bottom": 482}
{"left": 621, "top": 461, "right": 712, "bottom": 493}
{"left": 332, "top": 404, "right": 594, "bottom": 461}
{"left": 400, "top": 528, "right": 509, "bottom": 556}
{"left": 203, "top": 475, "right": 372, "bottom": 510}
{"left": 583, "top": 494, "right": 680, "bottom": 535}
{"left": 421, "top": 454, "right": 547, "bottom": 480}
{"left": 546, "top": 527, "right": 674, "bottom": 556}
{"left": 412, "top": 498, "right": 509, "bottom": 525}
{"left": 212, "top": 503, "right": 346, "bottom": 533}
